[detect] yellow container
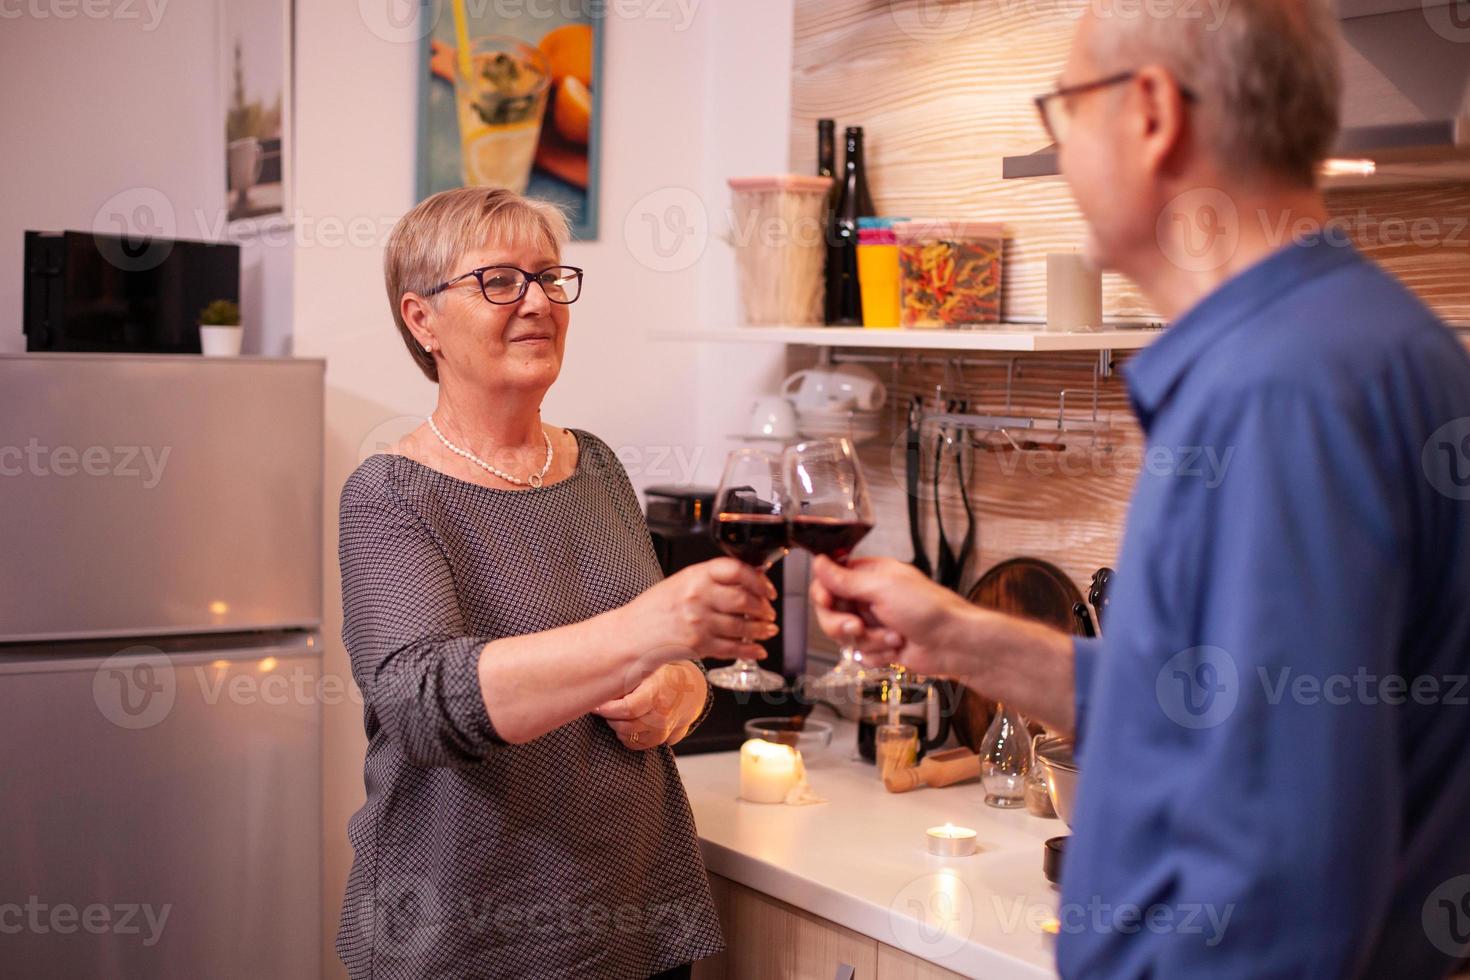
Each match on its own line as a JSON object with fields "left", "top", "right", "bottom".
{"left": 857, "top": 231, "right": 901, "bottom": 329}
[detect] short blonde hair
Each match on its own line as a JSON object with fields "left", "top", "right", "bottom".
{"left": 383, "top": 187, "right": 571, "bottom": 382}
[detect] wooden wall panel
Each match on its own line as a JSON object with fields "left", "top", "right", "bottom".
{"left": 788, "top": 0, "right": 1470, "bottom": 625}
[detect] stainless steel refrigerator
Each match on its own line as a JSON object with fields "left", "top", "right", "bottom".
{"left": 0, "top": 353, "right": 324, "bottom": 978}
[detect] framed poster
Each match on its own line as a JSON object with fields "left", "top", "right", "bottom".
{"left": 222, "top": 0, "right": 292, "bottom": 228}
{"left": 416, "top": 1, "right": 604, "bottom": 239}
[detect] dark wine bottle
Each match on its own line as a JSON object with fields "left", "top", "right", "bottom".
{"left": 817, "top": 119, "right": 840, "bottom": 324}
{"left": 832, "top": 126, "right": 875, "bottom": 326}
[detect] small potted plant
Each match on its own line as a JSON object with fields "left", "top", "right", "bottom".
{"left": 198, "top": 299, "right": 243, "bottom": 356}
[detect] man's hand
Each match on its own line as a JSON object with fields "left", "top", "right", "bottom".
{"left": 810, "top": 555, "right": 981, "bottom": 677}
{"left": 592, "top": 661, "right": 707, "bottom": 751}
{"left": 811, "top": 555, "right": 1078, "bottom": 732}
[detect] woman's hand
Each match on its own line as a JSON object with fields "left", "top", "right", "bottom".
{"left": 592, "top": 661, "right": 707, "bottom": 750}
{"left": 620, "top": 557, "right": 778, "bottom": 668}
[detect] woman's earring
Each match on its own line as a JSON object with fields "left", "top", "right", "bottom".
{"left": 423, "top": 341, "right": 433, "bottom": 353}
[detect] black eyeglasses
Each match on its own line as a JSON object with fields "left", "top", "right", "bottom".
{"left": 1034, "top": 72, "right": 1198, "bottom": 145}
{"left": 425, "top": 264, "right": 584, "bottom": 305}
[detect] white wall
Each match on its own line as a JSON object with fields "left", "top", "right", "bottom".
{"left": 3, "top": 1, "right": 798, "bottom": 973}
{"left": 292, "top": 3, "right": 794, "bottom": 975}
{"left": 0, "top": 3, "right": 293, "bottom": 355}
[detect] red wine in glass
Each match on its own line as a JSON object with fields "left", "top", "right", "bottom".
{"left": 788, "top": 515, "right": 873, "bottom": 564}
{"left": 707, "top": 450, "right": 789, "bottom": 693}
{"left": 783, "top": 437, "right": 881, "bottom": 700}
{"left": 713, "top": 512, "right": 790, "bottom": 568}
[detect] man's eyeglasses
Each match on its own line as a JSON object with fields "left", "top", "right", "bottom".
{"left": 1034, "top": 72, "right": 1198, "bottom": 145}
{"left": 425, "top": 265, "right": 585, "bottom": 305}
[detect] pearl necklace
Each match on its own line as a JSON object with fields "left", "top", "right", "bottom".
{"left": 426, "top": 415, "right": 554, "bottom": 488}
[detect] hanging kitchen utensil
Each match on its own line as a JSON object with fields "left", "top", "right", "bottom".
{"left": 953, "top": 398, "right": 977, "bottom": 591}
{"left": 933, "top": 415, "right": 959, "bottom": 589}
{"left": 950, "top": 557, "right": 1085, "bottom": 752}
{"left": 905, "top": 395, "right": 933, "bottom": 579}
{"left": 1088, "top": 566, "right": 1114, "bottom": 632}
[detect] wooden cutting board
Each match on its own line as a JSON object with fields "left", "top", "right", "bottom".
{"left": 950, "top": 557, "right": 1085, "bottom": 751}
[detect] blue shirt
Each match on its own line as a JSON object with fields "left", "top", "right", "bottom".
{"left": 1058, "top": 237, "right": 1470, "bottom": 978}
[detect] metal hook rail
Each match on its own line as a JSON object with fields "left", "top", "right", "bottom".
{"left": 826, "top": 349, "right": 1117, "bottom": 451}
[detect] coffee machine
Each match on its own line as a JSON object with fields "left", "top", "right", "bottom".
{"left": 644, "top": 485, "right": 809, "bottom": 754}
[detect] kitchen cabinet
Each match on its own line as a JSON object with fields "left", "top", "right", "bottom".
{"left": 695, "top": 874, "right": 967, "bottom": 980}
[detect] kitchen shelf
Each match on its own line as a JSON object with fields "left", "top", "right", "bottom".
{"left": 652, "top": 324, "right": 1164, "bottom": 352}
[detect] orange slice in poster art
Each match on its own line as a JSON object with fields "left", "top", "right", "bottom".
{"left": 553, "top": 76, "right": 592, "bottom": 145}
{"left": 539, "top": 23, "right": 593, "bottom": 86}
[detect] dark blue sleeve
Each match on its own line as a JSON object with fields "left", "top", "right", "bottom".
{"left": 1152, "top": 385, "right": 1408, "bottom": 977}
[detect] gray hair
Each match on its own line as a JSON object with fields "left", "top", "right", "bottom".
{"left": 1087, "top": 0, "right": 1342, "bottom": 186}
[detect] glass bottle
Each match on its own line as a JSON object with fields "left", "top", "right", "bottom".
{"left": 817, "top": 119, "right": 839, "bottom": 324}
{"left": 831, "top": 126, "right": 875, "bottom": 325}
{"left": 979, "top": 702, "right": 1030, "bottom": 808}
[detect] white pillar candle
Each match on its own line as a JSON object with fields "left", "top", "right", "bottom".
{"left": 739, "top": 738, "right": 803, "bottom": 804}
{"left": 1046, "top": 252, "right": 1103, "bottom": 332}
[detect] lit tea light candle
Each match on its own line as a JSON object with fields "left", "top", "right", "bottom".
{"left": 925, "top": 823, "right": 978, "bottom": 857}
{"left": 739, "top": 739, "right": 803, "bottom": 804}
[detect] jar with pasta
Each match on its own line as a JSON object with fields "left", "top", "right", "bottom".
{"left": 894, "top": 220, "right": 1004, "bottom": 328}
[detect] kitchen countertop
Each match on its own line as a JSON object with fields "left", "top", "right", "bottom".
{"left": 675, "top": 711, "right": 1063, "bottom": 979}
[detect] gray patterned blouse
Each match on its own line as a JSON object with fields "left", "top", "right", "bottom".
{"left": 335, "top": 428, "right": 722, "bottom": 978}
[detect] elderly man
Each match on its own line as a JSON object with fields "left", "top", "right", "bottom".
{"left": 812, "top": 2, "right": 1470, "bottom": 977}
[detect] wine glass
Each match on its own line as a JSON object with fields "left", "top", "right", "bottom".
{"left": 707, "top": 448, "right": 790, "bottom": 693}
{"left": 782, "top": 438, "right": 881, "bottom": 704}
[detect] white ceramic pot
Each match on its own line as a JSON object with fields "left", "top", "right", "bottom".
{"left": 199, "top": 325, "right": 243, "bottom": 356}
{"left": 781, "top": 363, "right": 887, "bottom": 412}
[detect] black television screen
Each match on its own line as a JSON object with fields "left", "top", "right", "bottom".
{"left": 23, "top": 231, "right": 240, "bottom": 353}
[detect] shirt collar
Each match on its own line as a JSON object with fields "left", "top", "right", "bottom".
{"left": 1124, "top": 237, "right": 1360, "bottom": 428}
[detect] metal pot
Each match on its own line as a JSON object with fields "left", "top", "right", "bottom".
{"left": 1034, "top": 735, "right": 1080, "bottom": 828}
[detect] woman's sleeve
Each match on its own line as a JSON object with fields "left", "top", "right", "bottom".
{"left": 338, "top": 478, "right": 505, "bottom": 768}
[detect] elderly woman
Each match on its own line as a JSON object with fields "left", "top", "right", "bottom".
{"left": 336, "top": 187, "right": 775, "bottom": 979}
